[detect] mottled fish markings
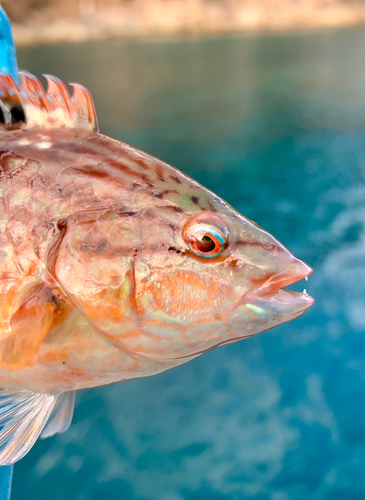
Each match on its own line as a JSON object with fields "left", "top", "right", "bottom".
{"left": 0, "top": 71, "right": 313, "bottom": 465}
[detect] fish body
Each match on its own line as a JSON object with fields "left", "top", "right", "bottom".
{"left": 0, "top": 73, "right": 313, "bottom": 464}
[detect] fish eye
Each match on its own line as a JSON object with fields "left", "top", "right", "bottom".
{"left": 183, "top": 216, "right": 229, "bottom": 259}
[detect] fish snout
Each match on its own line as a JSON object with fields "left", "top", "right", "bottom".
{"left": 256, "top": 258, "right": 312, "bottom": 297}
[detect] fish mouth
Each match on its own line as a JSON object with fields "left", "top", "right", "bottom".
{"left": 251, "top": 259, "right": 314, "bottom": 314}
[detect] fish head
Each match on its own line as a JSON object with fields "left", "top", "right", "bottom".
{"left": 50, "top": 135, "right": 313, "bottom": 363}
{"left": 54, "top": 147, "right": 313, "bottom": 364}
{"left": 124, "top": 192, "right": 313, "bottom": 361}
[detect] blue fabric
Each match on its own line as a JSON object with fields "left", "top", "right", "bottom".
{"left": 0, "top": 6, "right": 18, "bottom": 85}
{"left": 0, "top": 466, "right": 13, "bottom": 500}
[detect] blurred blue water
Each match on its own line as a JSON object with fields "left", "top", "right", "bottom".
{"left": 11, "top": 28, "right": 365, "bottom": 499}
{"left": 0, "top": 465, "right": 13, "bottom": 500}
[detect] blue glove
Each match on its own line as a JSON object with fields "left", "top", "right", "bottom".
{"left": 0, "top": 6, "right": 18, "bottom": 85}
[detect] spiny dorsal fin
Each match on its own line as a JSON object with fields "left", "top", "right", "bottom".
{"left": 0, "top": 71, "right": 99, "bottom": 131}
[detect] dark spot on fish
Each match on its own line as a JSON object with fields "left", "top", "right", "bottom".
{"left": 119, "top": 209, "right": 138, "bottom": 217}
{"left": 7, "top": 168, "right": 23, "bottom": 181}
{"left": 62, "top": 362, "right": 66, "bottom": 364}
{"left": 170, "top": 175, "right": 181, "bottom": 184}
{"left": 0, "top": 103, "right": 22, "bottom": 126}
{"left": 133, "top": 158, "right": 149, "bottom": 170}
{"left": 47, "top": 220, "right": 68, "bottom": 276}
{"left": 80, "top": 169, "right": 110, "bottom": 180}
{"left": 130, "top": 182, "right": 142, "bottom": 191}
{"left": 152, "top": 193, "right": 162, "bottom": 199}
{"left": 62, "top": 144, "right": 90, "bottom": 155}
{"left": 50, "top": 292, "right": 60, "bottom": 308}
{"left": 0, "top": 106, "right": 5, "bottom": 125}
{"left": 209, "top": 204, "right": 217, "bottom": 212}
{"left": 191, "top": 196, "right": 199, "bottom": 205}
{"left": 155, "top": 167, "right": 165, "bottom": 182}
{"left": 164, "top": 222, "right": 179, "bottom": 230}
{"left": 160, "top": 205, "right": 184, "bottom": 213}
{"left": 168, "top": 246, "right": 183, "bottom": 254}
{"left": 108, "top": 160, "right": 135, "bottom": 178}
{"left": 161, "top": 205, "right": 184, "bottom": 213}
{"left": 140, "top": 174, "right": 153, "bottom": 185}
{"left": 52, "top": 184, "right": 63, "bottom": 195}
{"left": 10, "top": 105, "right": 26, "bottom": 124}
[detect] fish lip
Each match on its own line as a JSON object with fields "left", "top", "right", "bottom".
{"left": 255, "top": 261, "right": 313, "bottom": 298}
{"left": 263, "top": 288, "right": 315, "bottom": 311}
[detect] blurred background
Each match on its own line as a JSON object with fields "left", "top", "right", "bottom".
{"left": 4, "top": 0, "right": 365, "bottom": 45}
{"left": 4, "top": 1, "right": 365, "bottom": 499}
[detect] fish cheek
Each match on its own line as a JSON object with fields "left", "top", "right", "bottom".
{"left": 119, "top": 263, "right": 241, "bottom": 359}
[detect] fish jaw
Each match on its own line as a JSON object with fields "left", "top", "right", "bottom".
{"left": 236, "top": 257, "right": 314, "bottom": 336}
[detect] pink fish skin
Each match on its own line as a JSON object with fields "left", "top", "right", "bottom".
{"left": 0, "top": 72, "right": 313, "bottom": 465}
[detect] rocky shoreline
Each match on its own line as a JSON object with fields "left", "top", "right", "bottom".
{"left": 5, "top": 0, "right": 365, "bottom": 46}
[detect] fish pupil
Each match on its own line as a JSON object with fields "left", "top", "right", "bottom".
{"left": 196, "top": 235, "right": 216, "bottom": 253}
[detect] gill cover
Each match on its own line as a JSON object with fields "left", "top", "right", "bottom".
{"left": 54, "top": 210, "right": 140, "bottom": 343}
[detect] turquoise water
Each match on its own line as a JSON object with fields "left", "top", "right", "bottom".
{"left": 11, "top": 28, "right": 365, "bottom": 499}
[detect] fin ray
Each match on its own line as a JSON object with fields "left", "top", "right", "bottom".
{"left": 1, "top": 301, "right": 55, "bottom": 368}
{"left": 0, "top": 71, "right": 98, "bottom": 131}
{"left": 41, "top": 391, "right": 75, "bottom": 439}
{"left": 0, "top": 389, "right": 56, "bottom": 465}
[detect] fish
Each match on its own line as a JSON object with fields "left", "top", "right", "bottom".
{"left": 0, "top": 71, "right": 314, "bottom": 465}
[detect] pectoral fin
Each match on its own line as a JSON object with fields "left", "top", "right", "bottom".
{"left": 41, "top": 391, "right": 75, "bottom": 439}
{"left": 1, "top": 287, "right": 56, "bottom": 367}
{"left": 0, "top": 389, "right": 57, "bottom": 465}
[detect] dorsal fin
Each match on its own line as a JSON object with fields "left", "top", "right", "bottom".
{"left": 0, "top": 71, "right": 99, "bottom": 131}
